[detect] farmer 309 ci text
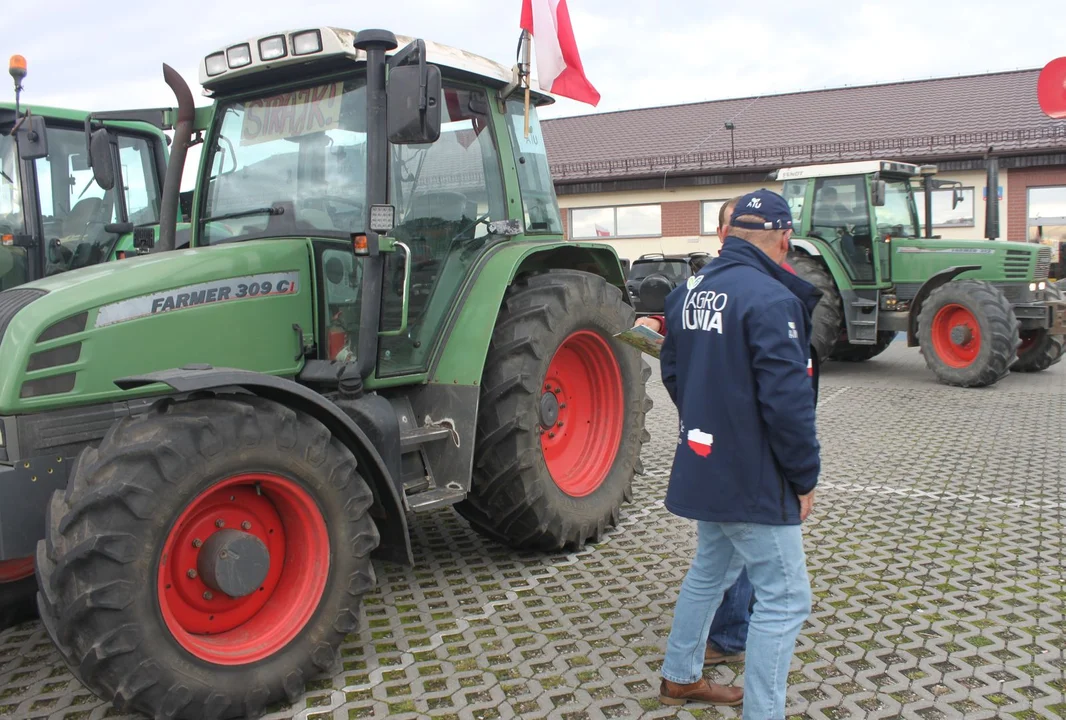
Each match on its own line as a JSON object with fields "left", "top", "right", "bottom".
{"left": 0, "top": 27, "right": 651, "bottom": 719}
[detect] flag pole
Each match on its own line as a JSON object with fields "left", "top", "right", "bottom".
{"left": 521, "top": 29, "right": 532, "bottom": 138}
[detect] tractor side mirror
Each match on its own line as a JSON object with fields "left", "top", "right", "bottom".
{"left": 871, "top": 179, "right": 886, "bottom": 206}
{"left": 952, "top": 189, "right": 964, "bottom": 209}
{"left": 387, "top": 64, "right": 442, "bottom": 145}
{"left": 88, "top": 128, "right": 115, "bottom": 191}
{"left": 15, "top": 114, "right": 48, "bottom": 160}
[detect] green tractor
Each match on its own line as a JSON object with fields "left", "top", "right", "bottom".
{"left": 1, "top": 55, "right": 178, "bottom": 294}
{"left": 775, "top": 159, "right": 1066, "bottom": 387}
{"left": 0, "top": 27, "right": 651, "bottom": 718}
{"left": 1, "top": 57, "right": 178, "bottom": 626}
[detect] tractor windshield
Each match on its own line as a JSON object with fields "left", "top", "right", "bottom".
{"left": 874, "top": 178, "right": 919, "bottom": 238}
{"left": 200, "top": 78, "right": 369, "bottom": 245}
{"left": 0, "top": 133, "right": 26, "bottom": 289}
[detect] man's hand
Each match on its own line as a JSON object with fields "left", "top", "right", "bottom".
{"left": 635, "top": 316, "right": 662, "bottom": 333}
{"left": 798, "top": 489, "right": 815, "bottom": 522}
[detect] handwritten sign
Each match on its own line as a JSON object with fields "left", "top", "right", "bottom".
{"left": 241, "top": 81, "right": 344, "bottom": 146}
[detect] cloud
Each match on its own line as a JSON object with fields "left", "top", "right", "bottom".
{"left": 7, "top": 0, "right": 1063, "bottom": 123}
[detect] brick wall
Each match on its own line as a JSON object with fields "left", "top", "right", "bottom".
{"left": 560, "top": 209, "right": 569, "bottom": 239}
{"left": 661, "top": 200, "right": 701, "bottom": 236}
{"left": 1006, "top": 166, "right": 1066, "bottom": 242}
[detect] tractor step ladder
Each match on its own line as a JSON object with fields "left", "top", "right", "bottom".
{"left": 845, "top": 292, "right": 880, "bottom": 344}
{"left": 392, "top": 397, "right": 466, "bottom": 512}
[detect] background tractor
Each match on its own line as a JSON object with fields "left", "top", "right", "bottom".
{"left": 0, "top": 56, "right": 176, "bottom": 628}
{"left": 1, "top": 55, "right": 176, "bottom": 294}
{"left": 776, "top": 158, "right": 1066, "bottom": 387}
{"left": 0, "top": 27, "right": 651, "bottom": 719}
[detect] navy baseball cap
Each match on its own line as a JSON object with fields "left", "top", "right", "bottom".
{"left": 730, "top": 188, "right": 793, "bottom": 231}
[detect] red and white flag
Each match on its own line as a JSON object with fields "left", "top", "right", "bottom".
{"left": 519, "top": 0, "right": 600, "bottom": 106}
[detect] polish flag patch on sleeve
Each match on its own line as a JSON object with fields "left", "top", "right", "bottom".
{"left": 808, "top": 358, "right": 813, "bottom": 376}
{"left": 686, "top": 429, "right": 714, "bottom": 457}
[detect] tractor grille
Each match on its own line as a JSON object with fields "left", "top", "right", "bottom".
{"left": 0, "top": 288, "right": 48, "bottom": 346}
{"left": 1035, "top": 246, "right": 1052, "bottom": 281}
{"left": 1003, "top": 249, "right": 1032, "bottom": 280}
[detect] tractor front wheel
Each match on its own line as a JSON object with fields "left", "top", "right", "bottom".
{"left": 36, "top": 394, "right": 379, "bottom": 720}
{"left": 457, "top": 269, "right": 652, "bottom": 551}
{"left": 917, "top": 279, "right": 1020, "bottom": 387}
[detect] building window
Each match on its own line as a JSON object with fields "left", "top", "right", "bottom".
{"left": 569, "top": 204, "right": 661, "bottom": 239}
{"left": 914, "top": 187, "right": 976, "bottom": 228}
{"left": 700, "top": 200, "right": 729, "bottom": 234}
{"left": 1027, "top": 186, "right": 1066, "bottom": 261}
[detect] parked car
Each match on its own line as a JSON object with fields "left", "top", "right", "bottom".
{"left": 626, "top": 252, "right": 712, "bottom": 314}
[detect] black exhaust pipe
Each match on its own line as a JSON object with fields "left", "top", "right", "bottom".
{"left": 984, "top": 146, "right": 1000, "bottom": 241}
{"left": 155, "top": 63, "right": 195, "bottom": 253}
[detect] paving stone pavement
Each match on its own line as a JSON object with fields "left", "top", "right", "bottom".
{"left": 1, "top": 343, "right": 1064, "bottom": 719}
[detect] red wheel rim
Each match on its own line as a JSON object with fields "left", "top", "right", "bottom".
{"left": 0, "top": 557, "right": 34, "bottom": 583}
{"left": 157, "top": 473, "right": 329, "bottom": 665}
{"left": 931, "top": 304, "right": 982, "bottom": 368}
{"left": 540, "top": 330, "right": 625, "bottom": 497}
{"left": 1019, "top": 331, "right": 1038, "bottom": 354}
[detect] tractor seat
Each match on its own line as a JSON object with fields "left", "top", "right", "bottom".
{"left": 63, "top": 198, "right": 105, "bottom": 237}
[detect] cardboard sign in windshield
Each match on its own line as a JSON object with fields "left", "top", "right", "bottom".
{"left": 241, "top": 81, "right": 345, "bottom": 145}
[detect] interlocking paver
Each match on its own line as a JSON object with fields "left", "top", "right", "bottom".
{"left": 1, "top": 342, "right": 1064, "bottom": 719}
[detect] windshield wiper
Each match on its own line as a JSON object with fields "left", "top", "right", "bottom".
{"left": 200, "top": 205, "right": 284, "bottom": 224}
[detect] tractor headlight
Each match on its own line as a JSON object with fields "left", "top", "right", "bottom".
{"left": 226, "top": 43, "right": 252, "bottom": 69}
{"left": 1030, "top": 283, "right": 1038, "bottom": 292}
{"left": 204, "top": 52, "right": 227, "bottom": 76}
{"left": 258, "top": 35, "right": 287, "bottom": 61}
{"left": 292, "top": 30, "right": 323, "bottom": 56}
{"left": 1039, "top": 281, "right": 1047, "bottom": 291}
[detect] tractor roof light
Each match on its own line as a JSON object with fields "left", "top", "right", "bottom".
{"left": 204, "top": 52, "right": 227, "bottom": 77}
{"left": 292, "top": 30, "right": 323, "bottom": 56}
{"left": 226, "top": 44, "right": 253, "bottom": 69}
{"left": 9, "top": 54, "right": 26, "bottom": 83}
{"left": 258, "top": 35, "right": 287, "bottom": 61}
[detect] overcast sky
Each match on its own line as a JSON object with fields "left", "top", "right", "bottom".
{"left": 5, "top": 0, "right": 1064, "bottom": 122}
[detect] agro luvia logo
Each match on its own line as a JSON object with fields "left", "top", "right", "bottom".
{"left": 682, "top": 274, "right": 728, "bottom": 333}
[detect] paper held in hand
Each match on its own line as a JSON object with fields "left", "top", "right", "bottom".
{"left": 614, "top": 324, "right": 664, "bottom": 359}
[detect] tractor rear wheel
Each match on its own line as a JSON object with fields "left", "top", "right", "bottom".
{"left": 457, "top": 269, "right": 652, "bottom": 551}
{"left": 917, "top": 279, "right": 1020, "bottom": 387}
{"left": 0, "top": 557, "right": 38, "bottom": 630}
{"left": 1011, "top": 285, "right": 1065, "bottom": 372}
{"left": 36, "top": 394, "right": 379, "bottom": 720}
{"left": 830, "top": 331, "right": 897, "bottom": 362}
{"left": 787, "top": 252, "right": 844, "bottom": 363}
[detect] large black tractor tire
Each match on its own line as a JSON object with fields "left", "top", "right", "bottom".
{"left": 787, "top": 251, "right": 844, "bottom": 364}
{"left": 916, "top": 279, "right": 1020, "bottom": 388}
{"left": 1012, "top": 285, "right": 1066, "bottom": 373}
{"left": 456, "top": 269, "right": 652, "bottom": 552}
{"left": 830, "top": 331, "right": 897, "bottom": 362}
{"left": 36, "top": 394, "right": 379, "bottom": 720}
{"left": 0, "top": 560, "right": 38, "bottom": 630}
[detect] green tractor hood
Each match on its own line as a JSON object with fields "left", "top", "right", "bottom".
{"left": 0, "top": 239, "right": 316, "bottom": 414}
{"left": 889, "top": 236, "right": 1050, "bottom": 285}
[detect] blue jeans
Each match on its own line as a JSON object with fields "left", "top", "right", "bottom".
{"left": 661, "top": 521, "right": 811, "bottom": 720}
{"left": 707, "top": 567, "right": 753, "bottom": 654}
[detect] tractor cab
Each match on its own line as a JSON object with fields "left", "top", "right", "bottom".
{"left": 779, "top": 160, "right": 926, "bottom": 287}
{"left": 0, "top": 56, "right": 170, "bottom": 290}
{"left": 776, "top": 158, "right": 1066, "bottom": 387}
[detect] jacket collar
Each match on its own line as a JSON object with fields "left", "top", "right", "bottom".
{"left": 712, "top": 236, "right": 823, "bottom": 316}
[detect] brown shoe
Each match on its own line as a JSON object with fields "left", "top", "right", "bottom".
{"left": 704, "top": 645, "right": 745, "bottom": 666}
{"left": 659, "top": 677, "right": 743, "bottom": 706}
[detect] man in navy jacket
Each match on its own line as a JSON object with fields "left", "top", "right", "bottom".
{"left": 657, "top": 189, "right": 822, "bottom": 718}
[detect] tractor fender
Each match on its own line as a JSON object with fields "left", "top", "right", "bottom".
{"left": 113, "top": 365, "right": 413, "bottom": 566}
{"left": 906, "top": 265, "right": 983, "bottom": 345}
{"left": 790, "top": 238, "right": 822, "bottom": 257}
{"left": 429, "top": 240, "right": 632, "bottom": 385}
